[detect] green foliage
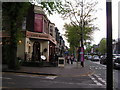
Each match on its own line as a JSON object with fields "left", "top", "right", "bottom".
{"left": 61, "top": 0, "right": 99, "bottom": 53}
{"left": 64, "top": 23, "right": 94, "bottom": 49}
{"left": 2, "top": 2, "right": 31, "bottom": 69}
{"left": 3, "top": 2, "right": 30, "bottom": 43}
{"left": 36, "top": 1, "right": 64, "bottom": 15}
{"left": 98, "top": 38, "right": 106, "bottom": 54}
{"left": 85, "top": 45, "right": 92, "bottom": 54}
{"left": 64, "top": 24, "right": 80, "bottom": 47}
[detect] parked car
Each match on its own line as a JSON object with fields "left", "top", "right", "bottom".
{"left": 113, "top": 56, "right": 120, "bottom": 69}
{"left": 84, "top": 55, "right": 88, "bottom": 60}
{"left": 113, "top": 54, "right": 120, "bottom": 61}
{"left": 87, "top": 55, "right": 93, "bottom": 60}
{"left": 100, "top": 55, "right": 107, "bottom": 65}
{"left": 91, "top": 55, "right": 100, "bottom": 61}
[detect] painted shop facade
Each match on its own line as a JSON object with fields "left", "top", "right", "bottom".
{"left": 1, "top": 5, "right": 67, "bottom": 65}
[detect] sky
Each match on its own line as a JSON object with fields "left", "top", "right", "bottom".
{"left": 47, "top": 0, "right": 120, "bottom": 47}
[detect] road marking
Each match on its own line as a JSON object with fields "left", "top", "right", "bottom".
{"left": 0, "top": 77, "right": 12, "bottom": 79}
{"left": 88, "top": 75, "right": 103, "bottom": 86}
{"left": 17, "top": 74, "right": 58, "bottom": 80}
{"left": 89, "top": 74, "right": 106, "bottom": 86}
{"left": 94, "top": 74, "right": 106, "bottom": 85}
{"left": 95, "top": 67, "right": 98, "bottom": 69}
{"left": 4, "top": 71, "right": 95, "bottom": 78}
{"left": 74, "top": 71, "right": 95, "bottom": 77}
{"left": 89, "top": 66, "right": 106, "bottom": 70}
{"left": 18, "top": 74, "right": 43, "bottom": 78}
{"left": 45, "top": 76, "right": 57, "bottom": 80}
{"left": 36, "top": 80, "right": 105, "bottom": 87}
{"left": 92, "top": 62, "right": 100, "bottom": 65}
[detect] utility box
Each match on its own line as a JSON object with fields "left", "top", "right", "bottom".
{"left": 58, "top": 57, "right": 65, "bottom": 67}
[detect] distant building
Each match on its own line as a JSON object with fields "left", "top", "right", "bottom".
{"left": 55, "top": 27, "right": 66, "bottom": 57}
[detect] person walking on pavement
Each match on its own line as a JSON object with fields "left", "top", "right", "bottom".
{"left": 70, "top": 54, "right": 74, "bottom": 64}
{"left": 80, "top": 47, "right": 84, "bottom": 67}
{"left": 77, "top": 47, "right": 84, "bottom": 67}
{"left": 65, "top": 55, "right": 68, "bottom": 63}
{"left": 67, "top": 55, "right": 70, "bottom": 64}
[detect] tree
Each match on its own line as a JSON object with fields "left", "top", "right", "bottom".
{"left": 64, "top": 23, "right": 93, "bottom": 50}
{"left": 64, "top": 24, "right": 80, "bottom": 47}
{"left": 2, "top": 2, "right": 31, "bottom": 69}
{"left": 98, "top": 38, "right": 106, "bottom": 55}
{"left": 61, "top": 0, "right": 99, "bottom": 47}
{"left": 61, "top": 0, "right": 98, "bottom": 25}
{"left": 2, "top": 2, "right": 64, "bottom": 69}
{"left": 30, "top": 0, "right": 64, "bottom": 15}
{"left": 84, "top": 41, "right": 92, "bottom": 54}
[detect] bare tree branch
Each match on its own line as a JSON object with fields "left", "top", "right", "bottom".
{"left": 69, "top": 2, "right": 80, "bottom": 25}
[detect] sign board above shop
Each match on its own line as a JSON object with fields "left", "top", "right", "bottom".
{"left": 26, "top": 31, "right": 57, "bottom": 45}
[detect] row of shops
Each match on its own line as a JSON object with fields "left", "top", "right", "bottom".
{"left": 1, "top": 5, "right": 68, "bottom": 65}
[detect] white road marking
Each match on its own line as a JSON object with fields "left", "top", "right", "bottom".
{"left": 17, "top": 74, "right": 57, "bottom": 80}
{"left": 89, "top": 75, "right": 103, "bottom": 86}
{"left": 45, "top": 76, "right": 57, "bottom": 80}
{"left": 36, "top": 80, "right": 105, "bottom": 87}
{"left": 0, "top": 77, "right": 12, "bottom": 80}
{"left": 95, "top": 68, "right": 98, "bottom": 69}
{"left": 89, "top": 66, "right": 106, "bottom": 70}
{"left": 93, "top": 74, "right": 106, "bottom": 85}
{"left": 92, "top": 62, "right": 100, "bottom": 65}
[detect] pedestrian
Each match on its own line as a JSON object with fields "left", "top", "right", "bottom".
{"left": 67, "top": 55, "right": 70, "bottom": 64}
{"left": 53, "top": 53, "right": 58, "bottom": 66}
{"left": 81, "top": 60, "right": 84, "bottom": 67}
{"left": 65, "top": 55, "right": 68, "bottom": 63}
{"left": 70, "top": 54, "right": 74, "bottom": 64}
{"left": 80, "top": 47, "right": 84, "bottom": 67}
{"left": 77, "top": 47, "right": 84, "bottom": 67}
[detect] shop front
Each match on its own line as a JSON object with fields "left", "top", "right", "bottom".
{"left": 17, "top": 31, "right": 56, "bottom": 64}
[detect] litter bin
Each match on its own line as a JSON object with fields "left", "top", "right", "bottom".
{"left": 58, "top": 57, "right": 65, "bottom": 67}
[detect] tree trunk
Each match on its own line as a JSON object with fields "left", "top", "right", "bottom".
{"left": 8, "top": 44, "right": 17, "bottom": 69}
{"left": 8, "top": 22, "right": 18, "bottom": 69}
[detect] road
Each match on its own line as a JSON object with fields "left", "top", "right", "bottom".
{"left": 2, "top": 60, "right": 120, "bottom": 89}
{"left": 86, "top": 60, "right": 120, "bottom": 90}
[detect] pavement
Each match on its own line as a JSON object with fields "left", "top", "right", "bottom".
{"left": 2, "top": 62, "right": 94, "bottom": 77}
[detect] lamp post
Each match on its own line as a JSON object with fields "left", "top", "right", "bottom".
{"left": 106, "top": 0, "right": 113, "bottom": 90}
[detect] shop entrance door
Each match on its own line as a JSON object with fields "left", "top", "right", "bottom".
{"left": 33, "top": 42, "right": 40, "bottom": 61}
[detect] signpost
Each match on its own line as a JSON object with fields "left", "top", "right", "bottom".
{"left": 58, "top": 57, "right": 65, "bottom": 67}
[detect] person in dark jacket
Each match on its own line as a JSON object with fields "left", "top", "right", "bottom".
{"left": 70, "top": 54, "right": 74, "bottom": 64}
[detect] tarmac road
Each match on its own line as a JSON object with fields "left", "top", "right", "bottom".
{"left": 2, "top": 60, "right": 108, "bottom": 89}
{"left": 2, "top": 72, "right": 106, "bottom": 89}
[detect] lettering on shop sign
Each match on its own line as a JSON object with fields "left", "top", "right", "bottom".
{"left": 26, "top": 31, "right": 56, "bottom": 45}
{"left": 26, "top": 31, "right": 48, "bottom": 39}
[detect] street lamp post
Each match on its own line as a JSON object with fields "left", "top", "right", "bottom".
{"left": 106, "top": 0, "right": 113, "bottom": 90}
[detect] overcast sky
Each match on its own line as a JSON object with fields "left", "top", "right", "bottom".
{"left": 48, "top": 0, "right": 120, "bottom": 47}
